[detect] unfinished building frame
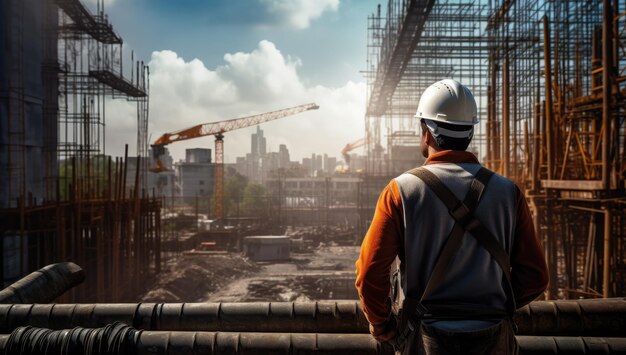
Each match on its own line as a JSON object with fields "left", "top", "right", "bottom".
{"left": 1, "top": 0, "right": 160, "bottom": 302}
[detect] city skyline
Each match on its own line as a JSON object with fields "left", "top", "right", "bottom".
{"left": 168, "top": 125, "right": 345, "bottom": 168}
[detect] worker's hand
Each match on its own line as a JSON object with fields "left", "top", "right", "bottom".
{"left": 369, "top": 319, "right": 397, "bottom": 343}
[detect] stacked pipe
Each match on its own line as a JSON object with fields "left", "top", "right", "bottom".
{"left": 0, "top": 262, "right": 85, "bottom": 304}
{"left": 4, "top": 260, "right": 620, "bottom": 353}
{"left": 1, "top": 299, "right": 626, "bottom": 354}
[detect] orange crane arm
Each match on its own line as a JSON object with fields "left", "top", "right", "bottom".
{"left": 341, "top": 138, "right": 366, "bottom": 164}
{"left": 153, "top": 103, "right": 319, "bottom": 146}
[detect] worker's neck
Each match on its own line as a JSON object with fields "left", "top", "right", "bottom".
{"left": 426, "top": 146, "right": 440, "bottom": 158}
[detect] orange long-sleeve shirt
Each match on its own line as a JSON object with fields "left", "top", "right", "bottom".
{"left": 355, "top": 150, "right": 549, "bottom": 327}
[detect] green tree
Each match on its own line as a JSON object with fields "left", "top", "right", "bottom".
{"left": 243, "top": 183, "right": 268, "bottom": 217}
{"left": 222, "top": 170, "right": 248, "bottom": 217}
{"left": 58, "top": 155, "right": 112, "bottom": 200}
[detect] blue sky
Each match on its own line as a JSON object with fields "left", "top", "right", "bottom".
{"left": 88, "top": 0, "right": 378, "bottom": 163}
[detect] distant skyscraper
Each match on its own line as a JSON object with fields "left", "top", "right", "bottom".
{"left": 302, "top": 157, "right": 313, "bottom": 176}
{"left": 278, "top": 144, "right": 290, "bottom": 168}
{"left": 247, "top": 126, "right": 267, "bottom": 181}
{"left": 315, "top": 154, "right": 323, "bottom": 172}
{"left": 251, "top": 126, "right": 266, "bottom": 157}
{"left": 325, "top": 156, "right": 337, "bottom": 173}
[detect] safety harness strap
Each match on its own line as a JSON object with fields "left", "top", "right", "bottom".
{"left": 408, "top": 167, "right": 516, "bottom": 315}
{"left": 416, "top": 167, "right": 492, "bottom": 304}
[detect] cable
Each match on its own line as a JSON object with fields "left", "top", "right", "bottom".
{"left": 4, "top": 322, "right": 138, "bottom": 355}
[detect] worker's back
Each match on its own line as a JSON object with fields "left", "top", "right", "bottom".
{"left": 395, "top": 162, "right": 517, "bottom": 313}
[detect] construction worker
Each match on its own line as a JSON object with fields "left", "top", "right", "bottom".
{"left": 355, "top": 79, "right": 549, "bottom": 354}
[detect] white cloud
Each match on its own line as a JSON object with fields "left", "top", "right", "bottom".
{"left": 105, "top": 40, "right": 366, "bottom": 164}
{"left": 219, "top": 41, "right": 305, "bottom": 103}
{"left": 151, "top": 50, "right": 238, "bottom": 107}
{"left": 260, "top": 0, "right": 340, "bottom": 29}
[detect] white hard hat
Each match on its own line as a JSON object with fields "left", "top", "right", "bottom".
{"left": 415, "top": 79, "right": 478, "bottom": 126}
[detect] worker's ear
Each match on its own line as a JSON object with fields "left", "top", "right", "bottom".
{"left": 424, "top": 129, "right": 442, "bottom": 151}
{"left": 424, "top": 129, "right": 433, "bottom": 145}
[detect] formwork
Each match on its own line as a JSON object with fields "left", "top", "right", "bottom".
{"left": 364, "top": 0, "right": 626, "bottom": 298}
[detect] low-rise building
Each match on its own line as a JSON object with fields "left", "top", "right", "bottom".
{"left": 176, "top": 148, "right": 214, "bottom": 204}
{"left": 243, "top": 236, "right": 290, "bottom": 261}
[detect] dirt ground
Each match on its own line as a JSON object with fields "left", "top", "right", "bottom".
{"left": 141, "top": 244, "right": 361, "bottom": 303}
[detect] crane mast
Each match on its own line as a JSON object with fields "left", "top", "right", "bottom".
{"left": 151, "top": 103, "right": 319, "bottom": 220}
{"left": 214, "top": 133, "right": 225, "bottom": 220}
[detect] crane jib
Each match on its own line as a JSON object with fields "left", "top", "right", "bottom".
{"left": 197, "top": 103, "right": 319, "bottom": 137}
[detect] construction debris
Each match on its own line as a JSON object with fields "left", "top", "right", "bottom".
{"left": 140, "top": 255, "right": 259, "bottom": 303}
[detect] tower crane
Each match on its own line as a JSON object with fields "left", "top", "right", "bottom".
{"left": 151, "top": 102, "right": 319, "bottom": 220}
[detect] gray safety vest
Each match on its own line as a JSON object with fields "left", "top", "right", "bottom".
{"left": 394, "top": 162, "right": 518, "bottom": 314}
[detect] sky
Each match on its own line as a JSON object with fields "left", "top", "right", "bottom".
{"left": 85, "top": 0, "right": 378, "bottom": 163}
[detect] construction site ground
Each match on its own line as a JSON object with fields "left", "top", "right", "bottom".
{"left": 141, "top": 243, "right": 360, "bottom": 303}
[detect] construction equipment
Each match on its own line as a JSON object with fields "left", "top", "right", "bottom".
{"left": 151, "top": 103, "right": 319, "bottom": 219}
{"left": 341, "top": 138, "right": 367, "bottom": 168}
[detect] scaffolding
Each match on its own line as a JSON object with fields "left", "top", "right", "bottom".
{"left": 0, "top": 0, "right": 160, "bottom": 302}
{"left": 57, "top": 0, "right": 149, "bottom": 198}
{"left": 486, "top": 0, "right": 626, "bottom": 298}
{"left": 361, "top": 0, "right": 490, "bottom": 241}
{"left": 365, "top": 0, "right": 489, "bottom": 176}
{"left": 364, "top": 0, "right": 626, "bottom": 298}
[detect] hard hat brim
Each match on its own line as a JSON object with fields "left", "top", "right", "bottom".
{"left": 415, "top": 114, "right": 479, "bottom": 125}
{"left": 422, "top": 119, "right": 474, "bottom": 139}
